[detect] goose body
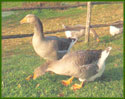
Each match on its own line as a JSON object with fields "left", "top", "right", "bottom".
{"left": 33, "top": 47, "right": 112, "bottom": 90}
{"left": 47, "top": 48, "right": 110, "bottom": 81}
{"left": 20, "top": 14, "right": 76, "bottom": 61}
{"left": 65, "top": 30, "right": 84, "bottom": 41}
{"left": 110, "top": 21, "right": 123, "bottom": 36}
{"left": 62, "top": 24, "right": 100, "bottom": 42}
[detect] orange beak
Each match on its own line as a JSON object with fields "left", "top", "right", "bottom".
{"left": 20, "top": 17, "right": 27, "bottom": 24}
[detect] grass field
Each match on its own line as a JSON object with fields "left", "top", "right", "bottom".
{"left": 2, "top": 2, "right": 123, "bottom": 97}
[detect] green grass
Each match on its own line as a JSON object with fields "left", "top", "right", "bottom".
{"left": 2, "top": 7, "right": 85, "bottom": 28}
{"left": 2, "top": 2, "right": 23, "bottom": 8}
{"left": 2, "top": 3, "right": 123, "bottom": 98}
{"left": 2, "top": 34, "right": 123, "bottom": 97}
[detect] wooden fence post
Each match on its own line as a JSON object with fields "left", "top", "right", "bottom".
{"left": 85, "top": 2, "right": 92, "bottom": 43}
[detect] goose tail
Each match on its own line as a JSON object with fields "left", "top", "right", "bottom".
{"left": 100, "top": 47, "right": 112, "bottom": 62}
{"left": 97, "top": 47, "right": 112, "bottom": 69}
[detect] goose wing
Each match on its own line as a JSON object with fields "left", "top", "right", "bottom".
{"left": 57, "top": 38, "right": 73, "bottom": 50}
{"left": 64, "top": 50, "right": 102, "bottom": 65}
{"left": 78, "top": 63, "right": 98, "bottom": 80}
{"left": 45, "top": 36, "right": 74, "bottom": 50}
{"left": 58, "top": 50, "right": 102, "bottom": 78}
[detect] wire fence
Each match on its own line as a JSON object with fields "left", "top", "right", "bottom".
{"left": 2, "top": 2, "right": 122, "bottom": 12}
{"left": 2, "top": 1, "right": 123, "bottom": 40}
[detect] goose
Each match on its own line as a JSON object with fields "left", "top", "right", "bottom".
{"left": 110, "top": 21, "right": 123, "bottom": 36}
{"left": 20, "top": 14, "right": 76, "bottom": 62}
{"left": 62, "top": 24, "right": 100, "bottom": 42}
{"left": 33, "top": 47, "right": 112, "bottom": 90}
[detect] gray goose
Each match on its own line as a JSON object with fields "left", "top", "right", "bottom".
{"left": 20, "top": 14, "right": 76, "bottom": 61}
{"left": 110, "top": 21, "right": 123, "bottom": 36}
{"left": 33, "top": 47, "right": 112, "bottom": 90}
{"left": 62, "top": 24, "right": 100, "bottom": 42}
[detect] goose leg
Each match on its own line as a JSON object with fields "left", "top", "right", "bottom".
{"left": 62, "top": 76, "right": 74, "bottom": 86}
{"left": 71, "top": 81, "right": 84, "bottom": 90}
{"left": 96, "top": 38, "right": 100, "bottom": 42}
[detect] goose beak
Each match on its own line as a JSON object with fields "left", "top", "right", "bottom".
{"left": 20, "top": 17, "right": 27, "bottom": 24}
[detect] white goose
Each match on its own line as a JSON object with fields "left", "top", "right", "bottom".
{"left": 110, "top": 21, "right": 123, "bottom": 36}
{"left": 62, "top": 24, "right": 100, "bottom": 42}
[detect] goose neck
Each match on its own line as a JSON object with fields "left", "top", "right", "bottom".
{"left": 34, "top": 18, "right": 44, "bottom": 39}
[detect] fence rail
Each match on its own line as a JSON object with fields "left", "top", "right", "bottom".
{"left": 2, "top": 22, "right": 123, "bottom": 40}
{"left": 2, "top": 2, "right": 123, "bottom": 40}
{"left": 2, "top": 2, "right": 122, "bottom": 12}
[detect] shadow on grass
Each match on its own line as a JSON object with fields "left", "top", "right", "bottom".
{"left": 106, "top": 53, "right": 123, "bottom": 64}
{"left": 97, "top": 66, "right": 123, "bottom": 82}
{"left": 100, "top": 34, "right": 123, "bottom": 44}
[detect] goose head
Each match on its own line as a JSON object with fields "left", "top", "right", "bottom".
{"left": 33, "top": 66, "right": 46, "bottom": 80}
{"left": 20, "top": 14, "right": 39, "bottom": 24}
{"left": 33, "top": 62, "right": 50, "bottom": 80}
{"left": 20, "top": 14, "right": 44, "bottom": 37}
